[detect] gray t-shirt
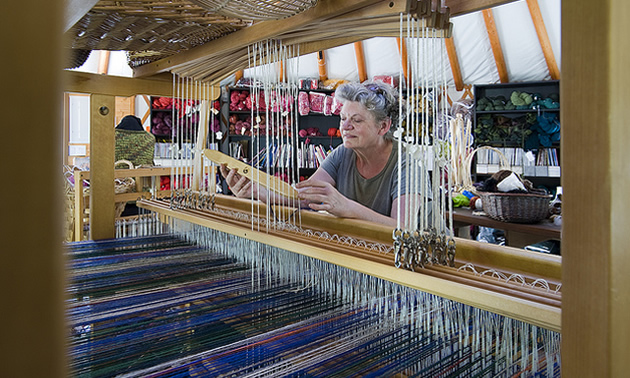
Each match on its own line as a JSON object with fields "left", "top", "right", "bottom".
{"left": 321, "top": 143, "right": 407, "bottom": 216}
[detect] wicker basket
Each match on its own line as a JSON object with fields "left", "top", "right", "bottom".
{"left": 461, "top": 146, "right": 510, "bottom": 193}
{"left": 479, "top": 192, "right": 552, "bottom": 224}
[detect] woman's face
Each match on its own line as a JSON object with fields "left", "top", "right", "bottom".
{"left": 339, "top": 101, "right": 387, "bottom": 150}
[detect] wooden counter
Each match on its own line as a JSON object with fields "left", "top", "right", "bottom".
{"left": 450, "top": 207, "right": 561, "bottom": 249}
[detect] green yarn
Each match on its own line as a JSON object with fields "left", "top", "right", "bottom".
{"left": 452, "top": 194, "right": 470, "bottom": 208}
{"left": 510, "top": 91, "right": 533, "bottom": 108}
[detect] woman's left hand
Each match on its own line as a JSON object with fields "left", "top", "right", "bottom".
{"left": 295, "top": 178, "right": 354, "bottom": 218}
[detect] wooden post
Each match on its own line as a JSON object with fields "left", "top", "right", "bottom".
{"left": 562, "top": 0, "right": 630, "bottom": 375}
{"left": 74, "top": 170, "right": 85, "bottom": 241}
{"left": 1, "top": 0, "right": 66, "bottom": 375}
{"left": 63, "top": 93, "right": 70, "bottom": 164}
{"left": 89, "top": 94, "right": 116, "bottom": 240}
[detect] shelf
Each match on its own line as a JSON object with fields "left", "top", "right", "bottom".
{"left": 228, "top": 134, "right": 293, "bottom": 139}
{"left": 299, "top": 112, "right": 340, "bottom": 117}
{"left": 476, "top": 108, "right": 559, "bottom": 115}
{"left": 473, "top": 81, "right": 560, "bottom": 152}
{"left": 472, "top": 81, "right": 561, "bottom": 186}
{"left": 221, "top": 86, "right": 343, "bottom": 182}
{"left": 299, "top": 136, "right": 340, "bottom": 141}
{"left": 229, "top": 110, "right": 288, "bottom": 115}
{"left": 475, "top": 142, "right": 560, "bottom": 148}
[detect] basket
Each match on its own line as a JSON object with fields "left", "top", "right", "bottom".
{"left": 479, "top": 192, "right": 552, "bottom": 224}
{"left": 461, "top": 146, "right": 510, "bottom": 193}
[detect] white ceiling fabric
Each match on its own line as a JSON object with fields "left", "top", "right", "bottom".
{"left": 72, "top": 0, "right": 561, "bottom": 91}
{"left": 494, "top": 1, "right": 549, "bottom": 82}
{"left": 284, "top": 0, "right": 560, "bottom": 88}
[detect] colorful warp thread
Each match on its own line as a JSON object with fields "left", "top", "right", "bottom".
{"left": 66, "top": 233, "right": 561, "bottom": 377}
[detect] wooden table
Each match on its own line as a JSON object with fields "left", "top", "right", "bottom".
{"left": 449, "top": 207, "right": 561, "bottom": 248}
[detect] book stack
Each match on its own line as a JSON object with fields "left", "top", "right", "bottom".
{"left": 476, "top": 147, "right": 560, "bottom": 177}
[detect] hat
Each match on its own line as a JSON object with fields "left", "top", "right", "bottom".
{"left": 116, "top": 115, "right": 144, "bottom": 131}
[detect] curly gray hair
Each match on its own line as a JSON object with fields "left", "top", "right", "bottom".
{"left": 334, "top": 80, "right": 404, "bottom": 139}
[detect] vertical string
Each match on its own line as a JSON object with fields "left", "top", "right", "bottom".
{"left": 396, "top": 12, "right": 403, "bottom": 231}
{"left": 170, "top": 74, "right": 176, "bottom": 207}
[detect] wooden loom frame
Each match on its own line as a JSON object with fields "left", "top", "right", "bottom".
{"left": 157, "top": 146, "right": 563, "bottom": 331}
{"left": 138, "top": 195, "right": 562, "bottom": 332}
{"left": 69, "top": 166, "right": 173, "bottom": 241}
{"left": 5, "top": 0, "right": 628, "bottom": 377}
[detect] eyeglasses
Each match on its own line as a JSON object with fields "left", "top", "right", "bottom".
{"left": 365, "top": 84, "right": 385, "bottom": 98}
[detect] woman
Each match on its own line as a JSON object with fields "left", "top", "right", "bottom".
{"left": 221, "top": 81, "right": 420, "bottom": 227}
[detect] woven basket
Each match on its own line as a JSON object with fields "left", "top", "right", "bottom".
{"left": 461, "top": 146, "right": 510, "bottom": 193}
{"left": 479, "top": 192, "right": 552, "bottom": 224}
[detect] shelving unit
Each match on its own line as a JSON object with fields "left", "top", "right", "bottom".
{"left": 150, "top": 96, "right": 220, "bottom": 159}
{"left": 150, "top": 96, "right": 220, "bottom": 141}
{"left": 221, "top": 86, "right": 343, "bottom": 186}
{"left": 472, "top": 81, "right": 560, "bottom": 187}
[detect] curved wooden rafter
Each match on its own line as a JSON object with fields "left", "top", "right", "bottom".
{"left": 396, "top": 37, "right": 409, "bottom": 86}
{"left": 444, "top": 36, "right": 464, "bottom": 91}
{"left": 482, "top": 8, "right": 509, "bottom": 83}
{"left": 317, "top": 50, "right": 328, "bottom": 81}
{"left": 353, "top": 41, "right": 368, "bottom": 83}
{"left": 526, "top": 0, "right": 560, "bottom": 80}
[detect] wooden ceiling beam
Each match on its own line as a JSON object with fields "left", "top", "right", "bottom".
{"left": 324, "top": 0, "right": 410, "bottom": 21}
{"left": 133, "top": 0, "right": 382, "bottom": 78}
{"left": 445, "top": 0, "right": 519, "bottom": 16}
{"left": 281, "top": 21, "right": 450, "bottom": 45}
{"left": 63, "top": 71, "right": 177, "bottom": 97}
{"left": 97, "top": 51, "right": 110, "bottom": 75}
{"left": 296, "top": 36, "right": 368, "bottom": 56}
{"left": 482, "top": 8, "right": 509, "bottom": 83}
{"left": 317, "top": 51, "right": 328, "bottom": 81}
{"left": 445, "top": 36, "right": 464, "bottom": 91}
{"left": 526, "top": 0, "right": 560, "bottom": 80}
{"left": 396, "top": 37, "right": 409, "bottom": 86}
{"left": 234, "top": 70, "right": 244, "bottom": 83}
{"left": 354, "top": 41, "right": 368, "bottom": 83}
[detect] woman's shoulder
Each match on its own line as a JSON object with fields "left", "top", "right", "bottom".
{"left": 327, "top": 144, "right": 352, "bottom": 160}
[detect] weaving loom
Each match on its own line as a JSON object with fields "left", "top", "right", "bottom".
{"left": 67, "top": 230, "right": 560, "bottom": 377}
{"left": 66, "top": 7, "right": 564, "bottom": 377}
